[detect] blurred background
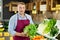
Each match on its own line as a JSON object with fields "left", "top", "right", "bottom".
{"left": 0, "top": 0, "right": 60, "bottom": 40}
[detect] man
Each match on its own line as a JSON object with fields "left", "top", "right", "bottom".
{"left": 8, "top": 2, "right": 33, "bottom": 40}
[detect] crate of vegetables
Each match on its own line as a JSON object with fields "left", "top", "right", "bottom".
{"left": 23, "top": 24, "right": 48, "bottom": 40}
{"left": 37, "top": 19, "right": 60, "bottom": 39}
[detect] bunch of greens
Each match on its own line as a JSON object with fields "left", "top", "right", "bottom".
{"left": 3, "top": 21, "right": 9, "bottom": 32}
{"left": 43, "top": 19, "right": 57, "bottom": 34}
{"left": 24, "top": 24, "right": 37, "bottom": 39}
{"left": 37, "top": 19, "right": 59, "bottom": 37}
{"left": 50, "top": 26, "right": 59, "bottom": 37}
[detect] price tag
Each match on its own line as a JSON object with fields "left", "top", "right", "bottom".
{"left": 10, "top": 37, "right": 13, "bottom": 40}
{"left": 0, "top": 37, "right": 5, "bottom": 40}
{"left": 0, "top": 32, "right": 2, "bottom": 36}
{"left": 4, "top": 32, "right": 9, "bottom": 36}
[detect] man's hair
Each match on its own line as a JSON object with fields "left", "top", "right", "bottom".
{"left": 18, "top": 2, "right": 25, "bottom": 5}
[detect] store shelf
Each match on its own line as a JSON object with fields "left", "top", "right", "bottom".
{"left": 0, "top": 32, "right": 13, "bottom": 40}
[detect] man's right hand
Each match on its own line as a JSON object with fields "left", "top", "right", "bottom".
{"left": 15, "top": 32, "right": 28, "bottom": 37}
{"left": 20, "top": 32, "right": 26, "bottom": 37}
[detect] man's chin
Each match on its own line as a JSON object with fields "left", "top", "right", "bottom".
{"left": 19, "top": 12, "right": 25, "bottom": 14}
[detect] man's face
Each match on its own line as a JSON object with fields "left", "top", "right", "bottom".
{"left": 18, "top": 4, "right": 26, "bottom": 14}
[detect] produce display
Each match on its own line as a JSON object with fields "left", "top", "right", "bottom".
{"left": 24, "top": 19, "right": 59, "bottom": 40}
{"left": 0, "top": 28, "right": 4, "bottom": 32}
{"left": 0, "top": 22, "right": 4, "bottom": 32}
{"left": 37, "top": 19, "right": 59, "bottom": 37}
{"left": 33, "top": 35, "right": 47, "bottom": 40}
{"left": 50, "top": 26, "right": 59, "bottom": 37}
{"left": 3, "top": 21, "right": 9, "bottom": 32}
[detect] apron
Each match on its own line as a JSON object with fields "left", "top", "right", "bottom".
{"left": 13, "top": 14, "right": 30, "bottom": 40}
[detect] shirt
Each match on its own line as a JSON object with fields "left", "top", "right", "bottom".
{"left": 8, "top": 13, "right": 34, "bottom": 36}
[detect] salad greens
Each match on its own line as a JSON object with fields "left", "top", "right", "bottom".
{"left": 24, "top": 24, "right": 37, "bottom": 39}
{"left": 24, "top": 19, "right": 59, "bottom": 39}
{"left": 37, "top": 19, "right": 59, "bottom": 37}
{"left": 43, "top": 19, "right": 56, "bottom": 34}
{"left": 50, "top": 26, "right": 59, "bottom": 37}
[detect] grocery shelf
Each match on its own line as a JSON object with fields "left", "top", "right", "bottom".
{"left": 0, "top": 32, "right": 13, "bottom": 40}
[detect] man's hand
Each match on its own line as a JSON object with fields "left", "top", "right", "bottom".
{"left": 15, "top": 32, "right": 28, "bottom": 37}
{"left": 20, "top": 32, "right": 29, "bottom": 37}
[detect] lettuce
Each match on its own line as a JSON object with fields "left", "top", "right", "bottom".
{"left": 37, "top": 19, "right": 57, "bottom": 34}
{"left": 24, "top": 24, "right": 37, "bottom": 39}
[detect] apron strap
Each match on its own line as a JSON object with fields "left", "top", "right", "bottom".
{"left": 25, "top": 15, "right": 28, "bottom": 19}
{"left": 17, "top": 14, "right": 19, "bottom": 20}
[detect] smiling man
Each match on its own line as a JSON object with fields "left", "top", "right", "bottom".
{"left": 8, "top": 2, "right": 33, "bottom": 40}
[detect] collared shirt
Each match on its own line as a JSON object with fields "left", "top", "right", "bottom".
{"left": 8, "top": 13, "right": 34, "bottom": 36}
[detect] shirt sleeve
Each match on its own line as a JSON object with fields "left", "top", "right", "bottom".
{"left": 29, "top": 16, "right": 34, "bottom": 24}
{"left": 8, "top": 16, "right": 16, "bottom": 36}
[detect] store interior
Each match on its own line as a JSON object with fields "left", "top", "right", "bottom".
{"left": 0, "top": 0, "right": 60, "bottom": 40}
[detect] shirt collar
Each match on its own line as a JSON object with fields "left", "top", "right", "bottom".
{"left": 17, "top": 13, "right": 27, "bottom": 18}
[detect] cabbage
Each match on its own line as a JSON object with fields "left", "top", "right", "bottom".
{"left": 37, "top": 19, "right": 56, "bottom": 34}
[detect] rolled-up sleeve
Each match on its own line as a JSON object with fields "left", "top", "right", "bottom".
{"left": 8, "top": 16, "right": 16, "bottom": 36}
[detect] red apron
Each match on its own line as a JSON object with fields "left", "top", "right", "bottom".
{"left": 13, "top": 15, "right": 30, "bottom": 40}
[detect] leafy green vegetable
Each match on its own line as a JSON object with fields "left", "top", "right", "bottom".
{"left": 37, "top": 19, "right": 50, "bottom": 34}
{"left": 43, "top": 19, "right": 56, "bottom": 34}
{"left": 3, "top": 21, "right": 9, "bottom": 32}
{"left": 37, "top": 19, "right": 59, "bottom": 37}
{"left": 50, "top": 26, "right": 59, "bottom": 37}
{"left": 37, "top": 19, "right": 57, "bottom": 34}
{"left": 24, "top": 24, "right": 37, "bottom": 39}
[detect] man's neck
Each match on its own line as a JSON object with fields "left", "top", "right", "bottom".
{"left": 19, "top": 13, "right": 25, "bottom": 18}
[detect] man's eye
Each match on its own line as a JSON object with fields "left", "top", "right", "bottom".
{"left": 23, "top": 7, "right": 25, "bottom": 9}
{"left": 23, "top": 7, "right": 24, "bottom": 8}
{"left": 19, "top": 7, "right": 22, "bottom": 8}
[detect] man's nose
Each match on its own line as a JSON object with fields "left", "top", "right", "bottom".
{"left": 21, "top": 8, "right": 23, "bottom": 10}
